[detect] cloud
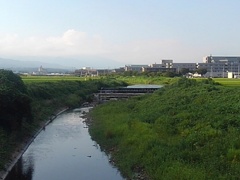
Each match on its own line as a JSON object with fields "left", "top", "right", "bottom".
{"left": 0, "top": 29, "right": 108, "bottom": 57}
{"left": 0, "top": 29, "right": 219, "bottom": 64}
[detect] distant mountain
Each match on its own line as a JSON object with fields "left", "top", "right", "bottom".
{"left": 0, "top": 58, "right": 74, "bottom": 73}
{"left": 0, "top": 58, "right": 68, "bottom": 68}
{"left": 0, "top": 56, "right": 125, "bottom": 73}
{"left": 6, "top": 56, "right": 125, "bottom": 69}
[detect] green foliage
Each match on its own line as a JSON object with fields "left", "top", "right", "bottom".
{"left": 0, "top": 75, "right": 127, "bottom": 171}
{"left": 89, "top": 78, "right": 240, "bottom": 179}
{"left": 196, "top": 68, "right": 207, "bottom": 75}
{"left": 0, "top": 70, "right": 32, "bottom": 131}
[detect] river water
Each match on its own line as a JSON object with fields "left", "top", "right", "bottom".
{"left": 6, "top": 107, "right": 123, "bottom": 180}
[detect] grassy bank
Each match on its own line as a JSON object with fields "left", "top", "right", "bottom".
{"left": 89, "top": 78, "right": 240, "bottom": 179}
{"left": 0, "top": 77, "right": 127, "bottom": 172}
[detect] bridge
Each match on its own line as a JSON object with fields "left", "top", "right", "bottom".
{"left": 96, "top": 85, "right": 162, "bottom": 102}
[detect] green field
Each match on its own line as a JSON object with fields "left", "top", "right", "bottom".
{"left": 21, "top": 75, "right": 240, "bottom": 87}
{"left": 21, "top": 75, "right": 99, "bottom": 83}
{"left": 213, "top": 78, "right": 240, "bottom": 86}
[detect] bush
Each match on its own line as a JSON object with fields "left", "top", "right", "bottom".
{"left": 89, "top": 78, "right": 240, "bottom": 179}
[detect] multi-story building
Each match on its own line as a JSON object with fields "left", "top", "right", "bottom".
{"left": 142, "top": 67, "right": 176, "bottom": 73}
{"left": 201, "top": 55, "right": 240, "bottom": 77}
{"left": 124, "top": 65, "right": 149, "bottom": 72}
{"left": 203, "top": 55, "right": 240, "bottom": 64}
{"left": 170, "top": 63, "right": 197, "bottom": 73}
{"left": 149, "top": 63, "right": 165, "bottom": 68}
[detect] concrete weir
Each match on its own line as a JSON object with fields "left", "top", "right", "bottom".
{"left": 96, "top": 84, "right": 163, "bottom": 102}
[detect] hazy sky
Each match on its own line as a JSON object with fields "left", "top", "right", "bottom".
{"left": 0, "top": 0, "right": 239, "bottom": 66}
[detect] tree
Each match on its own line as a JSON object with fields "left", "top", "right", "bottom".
{"left": 162, "top": 71, "right": 176, "bottom": 77}
{"left": 0, "top": 70, "right": 32, "bottom": 131}
{"left": 179, "top": 68, "right": 190, "bottom": 75}
{"left": 196, "top": 68, "right": 207, "bottom": 75}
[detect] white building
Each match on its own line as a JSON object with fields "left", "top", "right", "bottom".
{"left": 203, "top": 55, "right": 240, "bottom": 64}
{"left": 201, "top": 55, "right": 240, "bottom": 77}
{"left": 124, "top": 65, "right": 149, "bottom": 72}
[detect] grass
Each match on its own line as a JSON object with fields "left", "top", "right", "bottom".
{"left": 89, "top": 78, "right": 240, "bottom": 179}
{"left": 213, "top": 78, "right": 240, "bottom": 86}
{"left": 21, "top": 75, "right": 240, "bottom": 87}
{"left": 21, "top": 75, "right": 99, "bottom": 83}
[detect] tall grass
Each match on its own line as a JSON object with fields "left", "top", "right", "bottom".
{"left": 89, "top": 78, "right": 240, "bottom": 179}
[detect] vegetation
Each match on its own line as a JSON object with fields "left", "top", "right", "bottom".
{"left": 89, "top": 78, "right": 240, "bottom": 179}
{"left": 2, "top": 72, "right": 240, "bottom": 178}
{"left": 21, "top": 75, "right": 97, "bottom": 83}
{"left": 0, "top": 70, "right": 32, "bottom": 131}
{"left": 213, "top": 78, "right": 240, "bottom": 87}
{"left": 0, "top": 72, "right": 127, "bottom": 171}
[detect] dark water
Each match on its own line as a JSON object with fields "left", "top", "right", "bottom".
{"left": 6, "top": 107, "right": 123, "bottom": 180}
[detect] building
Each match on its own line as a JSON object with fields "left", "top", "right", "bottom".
{"left": 149, "top": 63, "right": 165, "bottom": 68}
{"left": 228, "top": 72, "right": 240, "bottom": 78}
{"left": 170, "top": 63, "right": 197, "bottom": 73}
{"left": 201, "top": 55, "right": 240, "bottom": 78}
{"left": 75, "top": 68, "right": 98, "bottom": 76}
{"left": 203, "top": 55, "right": 240, "bottom": 64}
{"left": 113, "top": 67, "right": 125, "bottom": 73}
{"left": 197, "top": 63, "right": 227, "bottom": 78}
{"left": 142, "top": 67, "right": 176, "bottom": 73}
{"left": 124, "top": 65, "right": 149, "bottom": 72}
{"left": 34, "top": 66, "right": 47, "bottom": 75}
{"left": 162, "top": 59, "right": 173, "bottom": 64}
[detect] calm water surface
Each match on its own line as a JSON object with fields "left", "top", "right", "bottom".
{"left": 6, "top": 107, "right": 123, "bottom": 180}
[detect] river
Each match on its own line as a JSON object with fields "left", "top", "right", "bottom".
{"left": 6, "top": 107, "right": 124, "bottom": 180}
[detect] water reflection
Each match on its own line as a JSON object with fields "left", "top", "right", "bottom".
{"left": 6, "top": 107, "right": 123, "bottom": 180}
{"left": 6, "top": 156, "right": 34, "bottom": 180}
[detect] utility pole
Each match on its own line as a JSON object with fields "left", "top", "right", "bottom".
{"left": 238, "top": 64, "right": 239, "bottom": 78}
{"left": 211, "top": 66, "right": 213, "bottom": 78}
{"left": 223, "top": 65, "right": 224, "bottom": 78}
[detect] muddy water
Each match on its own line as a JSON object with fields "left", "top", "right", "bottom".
{"left": 6, "top": 107, "right": 123, "bottom": 180}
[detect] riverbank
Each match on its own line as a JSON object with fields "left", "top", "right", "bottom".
{"left": 0, "top": 76, "right": 128, "bottom": 179}
{"left": 88, "top": 78, "right": 240, "bottom": 179}
{"left": 0, "top": 108, "right": 68, "bottom": 180}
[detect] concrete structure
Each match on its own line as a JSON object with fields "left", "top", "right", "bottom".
{"left": 197, "top": 63, "right": 228, "bottom": 78}
{"left": 162, "top": 59, "right": 173, "bottom": 64}
{"left": 72, "top": 55, "right": 240, "bottom": 78}
{"left": 149, "top": 63, "right": 165, "bottom": 68}
{"left": 201, "top": 55, "right": 240, "bottom": 78}
{"left": 124, "top": 65, "right": 149, "bottom": 72}
{"left": 34, "top": 66, "right": 47, "bottom": 75}
{"left": 142, "top": 67, "right": 176, "bottom": 73}
{"left": 113, "top": 67, "right": 125, "bottom": 73}
{"left": 203, "top": 55, "right": 240, "bottom": 64}
{"left": 97, "top": 86, "right": 161, "bottom": 102}
{"left": 228, "top": 72, "right": 240, "bottom": 78}
{"left": 75, "top": 68, "right": 98, "bottom": 76}
{"left": 170, "top": 63, "right": 197, "bottom": 73}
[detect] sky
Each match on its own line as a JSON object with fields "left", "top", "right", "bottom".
{"left": 0, "top": 0, "right": 239, "bottom": 68}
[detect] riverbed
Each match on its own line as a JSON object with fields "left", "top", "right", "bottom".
{"left": 5, "top": 107, "right": 123, "bottom": 180}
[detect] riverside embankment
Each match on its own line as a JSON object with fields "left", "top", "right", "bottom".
{"left": 0, "top": 72, "right": 128, "bottom": 179}
{"left": 0, "top": 108, "right": 68, "bottom": 180}
{"left": 89, "top": 78, "right": 240, "bottom": 179}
